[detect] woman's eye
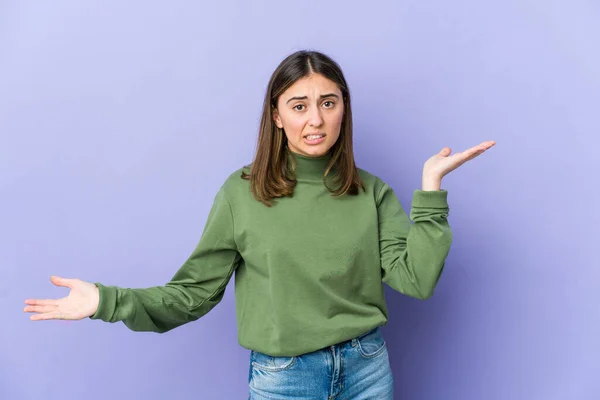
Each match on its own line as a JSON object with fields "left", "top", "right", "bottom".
{"left": 293, "top": 104, "right": 305, "bottom": 111}
{"left": 323, "top": 101, "right": 335, "bottom": 108}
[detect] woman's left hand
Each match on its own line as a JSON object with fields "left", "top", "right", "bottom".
{"left": 423, "top": 140, "right": 496, "bottom": 182}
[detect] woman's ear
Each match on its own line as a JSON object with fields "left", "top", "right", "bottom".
{"left": 272, "top": 108, "right": 283, "bottom": 129}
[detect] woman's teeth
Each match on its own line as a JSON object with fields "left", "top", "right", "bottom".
{"left": 304, "top": 134, "right": 326, "bottom": 145}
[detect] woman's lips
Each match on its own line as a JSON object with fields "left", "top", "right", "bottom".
{"left": 304, "top": 134, "right": 325, "bottom": 145}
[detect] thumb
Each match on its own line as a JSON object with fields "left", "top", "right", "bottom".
{"left": 439, "top": 147, "right": 451, "bottom": 156}
{"left": 50, "top": 275, "right": 74, "bottom": 289}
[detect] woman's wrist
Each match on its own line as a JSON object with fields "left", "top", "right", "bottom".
{"left": 421, "top": 174, "right": 442, "bottom": 191}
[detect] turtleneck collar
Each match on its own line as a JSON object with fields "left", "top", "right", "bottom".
{"left": 286, "top": 147, "right": 333, "bottom": 181}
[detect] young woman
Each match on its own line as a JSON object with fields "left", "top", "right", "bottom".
{"left": 24, "top": 50, "right": 495, "bottom": 399}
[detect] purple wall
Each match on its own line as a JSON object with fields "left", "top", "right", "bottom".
{"left": 2, "top": 1, "right": 598, "bottom": 399}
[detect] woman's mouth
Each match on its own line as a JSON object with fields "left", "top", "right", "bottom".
{"left": 304, "top": 134, "right": 325, "bottom": 145}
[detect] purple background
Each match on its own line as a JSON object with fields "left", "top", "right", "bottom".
{"left": 2, "top": 1, "right": 598, "bottom": 399}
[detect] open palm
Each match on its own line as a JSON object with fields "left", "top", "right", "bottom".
{"left": 424, "top": 140, "right": 496, "bottom": 179}
{"left": 24, "top": 276, "right": 99, "bottom": 321}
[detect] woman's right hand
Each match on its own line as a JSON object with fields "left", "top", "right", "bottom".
{"left": 24, "top": 276, "right": 100, "bottom": 321}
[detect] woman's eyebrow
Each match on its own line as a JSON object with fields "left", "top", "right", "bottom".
{"left": 285, "top": 93, "right": 340, "bottom": 104}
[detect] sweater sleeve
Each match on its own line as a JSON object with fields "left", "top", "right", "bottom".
{"left": 89, "top": 186, "right": 242, "bottom": 333}
{"left": 376, "top": 181, "right": 453, "bottom": 299}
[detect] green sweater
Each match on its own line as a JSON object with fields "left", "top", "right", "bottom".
{"left": 90, "top": 149, "right": 453, "bottom": 357}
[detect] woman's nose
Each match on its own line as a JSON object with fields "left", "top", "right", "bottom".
{"left": 308, "top": 107, "right": 324, "bottom": 127}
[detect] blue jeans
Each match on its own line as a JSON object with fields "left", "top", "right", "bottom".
{"left": 248, "top": 326, "right": 394, "bottom": 399}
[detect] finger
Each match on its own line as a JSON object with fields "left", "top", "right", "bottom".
{"left": 463, "top": 145, "right": 487, "bottom": 158}
{"left": 24, "top": 299, "right": 60, "bottom": 306}
{"left": 30, "top": 311, "right": 66, "bottom": 321}
{"left": 24, "top": 305, "right": 58, "bottom": 313}
{"left": 439, "top": 147, "right": 451, "bottom": 156}
{"left": 478, "top": 141, "right": 496, "bottom": 150}
{"left": 463, "top": 149, "right": 486, "bottom": 162}
{"left": 50, "top": 275, "right": 74, "bottom": 289}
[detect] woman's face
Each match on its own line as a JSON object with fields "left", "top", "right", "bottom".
{"left": 273, "top": 73, "right": 344, "bottom": 157}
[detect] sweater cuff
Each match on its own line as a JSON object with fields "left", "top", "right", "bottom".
{"left": 89, "top": 283, "right": 117, "bottom": 322}
{"left": 412, "top": 189, "right": 449, "bottom": 209}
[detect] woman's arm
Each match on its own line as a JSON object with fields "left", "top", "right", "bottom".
{"left": 90, "top": 186, "right": 241, "bottom": 333}
{"left": 377, "top": 182, "right": 452, "bottom": 300}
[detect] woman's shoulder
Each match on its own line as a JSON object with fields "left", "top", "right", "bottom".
{"left": 218, "top": 164, "right": 252, "bottom": 196}
{"left": 356, "top": 167, "right": 387, "bottom": 194}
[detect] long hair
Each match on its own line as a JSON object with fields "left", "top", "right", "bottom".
{"left": 241, "top": 50, "right": 365, "bottom": 207}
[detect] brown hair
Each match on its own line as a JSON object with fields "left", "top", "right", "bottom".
{"left": 241, "top": 50, "right": 365, "bottom": 207}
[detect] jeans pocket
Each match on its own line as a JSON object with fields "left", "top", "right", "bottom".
{"left": 251, "top": 350, "right": 297, "bottom": 372}
{"left": 356, "top": 326, "right": 387, "bottom": 359}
